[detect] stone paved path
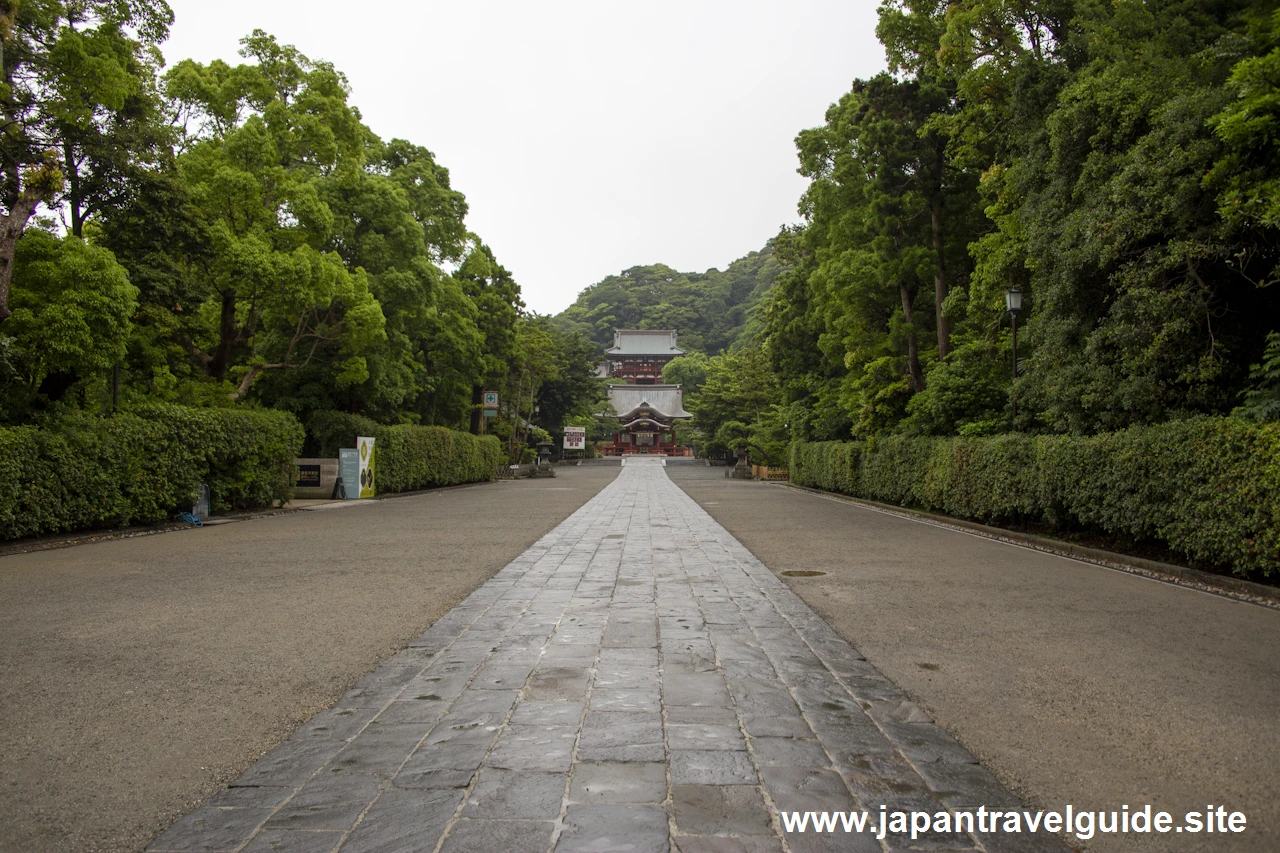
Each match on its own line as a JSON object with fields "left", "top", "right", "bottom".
{"left": 149, "top": 460, "right": 1065, "bottom": 853}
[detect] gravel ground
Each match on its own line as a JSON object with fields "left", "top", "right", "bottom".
{"left": 667, "top": 466, "right": 1280, "bottom": 853}
{"left": 0, "top": 467, "right": 619, "bottom": 853}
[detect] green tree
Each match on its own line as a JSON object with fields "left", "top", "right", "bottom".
{"left": 764, "top": 0, "right": 1280, "bottom": 440}
{"left": 0, "top": 229, "right": 136, "bottom": 418}
{"left": 455, "top": 241, "right": 522, "bottom": 433}
{"left": 768, "top": 68, "right": 983, "bottom": 438}
{"left": 555, "top": 245, "right": 785, "bottom": 356}
{"left": 1207, "top": 6, "right": 1280, "bottom": 286}
{"left": 662, "top": 351, "right": 710, "bottom": 400}
{"left": 162, "top": 32, "right": 385, "bottom": 399}
{"left": 0, "top": 0, "right": 173, "bottom": 323}
{"left": 1235, "top": 331, "right": 1280, "bottom": 421}
{"left": 682, "top": 348, "right": 782, "bottom": 461}
{"left": 533, "top": 319, "right": 604, "bottom": 436}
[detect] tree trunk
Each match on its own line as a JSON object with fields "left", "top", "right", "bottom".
{"left": 0, "top": 195, "right": 39, "bottom": 324}
{"left": 469, "top": 385, "right": 483, "bottom": 434}
{"left": 931, "top": 140, "right": 950, "bottom": 362}
{"left": 900, "top": 280, "right": 926, "bottom": 393}
{"left": 0, "top": 13, "right": 36, "bottom": 325}
{"left": 64, "top": 141, "right": 83, "bottom": 238}
{"left": 230, "top": 362, "right": 283, "bottom": 400}
{"left": 209, "top": 289, "right": 239, "bottom": 380}
{"left": 508, "top": 373, "right": 524, "bottom": 462}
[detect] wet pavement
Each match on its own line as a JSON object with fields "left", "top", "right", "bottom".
{"left": 148, "top": 459, "right": 1064, "bottom": 853}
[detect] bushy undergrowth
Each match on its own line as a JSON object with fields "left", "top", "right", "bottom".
{"left": 790, "top": 417, "right": 1280, "bottom": 577}
{"left": 0, "top": 405, "right": 304, "bottom": 540}
{"left": 309, "top": 412, "right": 503, "bottom": 492}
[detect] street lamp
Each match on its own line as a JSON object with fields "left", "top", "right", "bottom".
{"left": 1005, "top": 287, "right": 1023, "bottom": 422}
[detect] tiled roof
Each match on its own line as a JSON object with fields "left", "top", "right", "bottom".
{"left": 605, "top": 330, "right": 686, "bottom": 356}
{"left": 606, "top": 384, "right": 692, "bottom": 419}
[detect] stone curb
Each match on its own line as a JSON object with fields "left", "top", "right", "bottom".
{"left": 776, "top": 482, "right": 1280, "bottom": 610}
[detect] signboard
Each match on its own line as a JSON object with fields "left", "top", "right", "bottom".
{"left": 563, "top": 427, "right": 586, "bottom": 451}
{"left": 482, "top": 390, "right": 499, "bottom": 419}
{"left": 295, "top": 464, "right": 321, "bottom": 488}
{"left": 358, "top": 436, "right": 376, "bottom": 499}
{"left": 338, "top": 448, "right": 360, "bottom": 500}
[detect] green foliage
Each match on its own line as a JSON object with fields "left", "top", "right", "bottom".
{"left": 766, "top": 0, "right": 1280, "bottom": 439}
{"left": 901, "top": 341, "right": 1008, "bottom": 436}
{"left": 532, "top": 319, "right": 605, "bottom": 436}
{"left": 765, "top": 63, "right": 985, "bottom": 439}
{"left": 1, "top": 230, "right": 137, "bottom": 417}
{"left": 0, "top": 0, "right": 174, "bottom": 323}
{"left": 671, "top": 348, "right": 787, "bottom": 463}
{"left": 140, "top": 404, "right": 305, "bottom": 511}
{"left": 0, "top": 22, "right": 608, "bottom": 452}
{"left": 161, "top": 33, "right": 388, "bottom": 400}
{"left": 791, "top": 416, "right": 1280, "bottom": 577}
{"left": 662, "top": 351, "right": 710, "bottom": 393}
{"left": 556, "top": 244, "right": 784, "bottom": 355}
{"left": 0, "top": 404, "right": 303, "bottom": 540}
{"left": 308, "top": 411, "right": 502, "bottom": 491}
{"left": 1235, "top": 331, "right": 1280, "bottom": 421}
{"left": 1207, "top": 7, "right": 1280, "bottom": 285}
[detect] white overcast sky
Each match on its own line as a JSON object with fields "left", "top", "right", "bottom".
{"left": 160, "top": 1, "right": 887, "bottom": 314}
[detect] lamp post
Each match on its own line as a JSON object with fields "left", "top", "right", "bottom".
{"left": 1005, "top": 287, "right": 1023, "bottom": 422}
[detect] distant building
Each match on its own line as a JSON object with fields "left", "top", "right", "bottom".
{"left": 600, "top": 329, "right": 685, "bottom": 385}
{"left": 597, "top": 330, "right": 693, "bottom": 456}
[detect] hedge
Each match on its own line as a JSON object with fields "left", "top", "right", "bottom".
{"left": 0, "top": 405, "right": 304, "bottom": 541}
{"left": 309, "top": 412, "right": 504, "bottom": 492}
{"left": 789, "top": 417, "right": 1280, "bottom": 578}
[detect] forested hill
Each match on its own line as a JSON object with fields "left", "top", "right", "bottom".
{"left": 553, "top": 243, "right": 784, "bottom": 355}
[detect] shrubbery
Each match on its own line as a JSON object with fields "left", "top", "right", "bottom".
{"left": 309, "top": 412, "right": 503, "bottom": 492}
{"left": 790, "top": 417, "right": 1280, "bottom": 577}
{"left": 0, "top": 405, "right": 304, "bottom": 541}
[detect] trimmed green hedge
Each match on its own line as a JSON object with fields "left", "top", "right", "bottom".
{"left": 0, "top": 405, "right": 304, "bottom": 541}
{"left": 309, "top": 412, "right": 503, "bottom": 492}
{"left": 790, "top": 417, "right": 1280, "bottom": 578}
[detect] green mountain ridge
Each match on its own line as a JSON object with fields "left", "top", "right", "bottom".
{"left": 552, "top": 242, "right": 785, "bottom": 356}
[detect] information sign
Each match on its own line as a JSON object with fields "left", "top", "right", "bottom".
{"left": 338, "top": 448, "right": 360, "bottom": 500}
{"left": 563, "top": 426, "right": 586, "bottom": 451}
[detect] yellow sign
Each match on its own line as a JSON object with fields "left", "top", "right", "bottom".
{"left": 357, "top": 436, "right": 376, "bottom": 498}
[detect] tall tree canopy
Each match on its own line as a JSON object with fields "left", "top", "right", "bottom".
{"left": 1, "top": 26, "right": 602, "bottom": 439}
{"left": 0, "top": 0, "right": 173, "bottom": 323}
{"left": 555, "top": 244, "right": 784, "bottom": 356}
{"left": 765, "top": 0, "right": 1280, "bottom": 439}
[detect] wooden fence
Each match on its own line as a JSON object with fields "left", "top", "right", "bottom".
{"left": 751, "top": 465, "right": 790, "bottom": 481}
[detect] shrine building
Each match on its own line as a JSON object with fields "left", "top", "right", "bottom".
{"left": 600, "top": 329, "right": 685, "bottom": 384}
{"left": 597, "top": 330, "right": 693, "bottom": 456}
